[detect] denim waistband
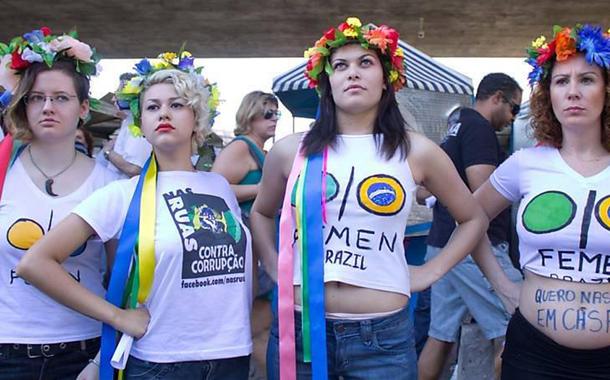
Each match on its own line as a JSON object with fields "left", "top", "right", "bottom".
{"left": 293, "top": 306, "right": 409, "bottom": 338}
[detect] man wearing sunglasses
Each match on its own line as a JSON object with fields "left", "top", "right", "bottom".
{"left": 418, "top": 73, "right": 523, "bottom": 380}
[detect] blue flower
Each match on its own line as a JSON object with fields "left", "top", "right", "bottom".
{"left": 178, "top": 56, "right": 194, "bottom": 70}
{"left": 577, "top": 25, "right": 610, "bottom": 69}
{"left": 134, "top": 59, "right": 152, "bottom": 75}
{"left": 23, "top": 29, "right": 44, "bottom": 44}
{"left": 526, "top": 58, "right": 544, "bottom": 86}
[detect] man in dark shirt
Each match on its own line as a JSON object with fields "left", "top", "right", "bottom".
{"left": 418, "top": 73, "right": 524, "bottom": 380}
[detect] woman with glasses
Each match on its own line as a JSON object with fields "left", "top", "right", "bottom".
{"left": 472, "top": 24, "right": 610, "bottom": 379}
{"left": 212, "top": 90, "right": 280, "bottom": 379}
{"left": 0, "top": 28, "right": 115, "bottom": 379}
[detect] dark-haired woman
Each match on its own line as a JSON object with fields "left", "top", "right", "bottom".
{"left": 250, "top": 17, "right": 488, "bottom": 379}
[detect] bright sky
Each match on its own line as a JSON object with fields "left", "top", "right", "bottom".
{"left": 90, "top": 57, "right": 532, "bottom": 143}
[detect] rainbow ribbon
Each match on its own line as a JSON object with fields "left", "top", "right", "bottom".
{"left": 100, "top": 155, "right": 157, "bottom": 380}
{"left": 278, "top": 148, "right": 328, "bottom": 380}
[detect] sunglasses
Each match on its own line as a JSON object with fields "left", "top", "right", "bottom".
{"left": 502, "top": 94, "right": 521, "bottom": 117}
{"left": 263, "top": 109, "right": 281, "bottom": 120}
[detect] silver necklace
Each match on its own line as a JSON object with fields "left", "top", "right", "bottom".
{"left": 28, "top": 145, "right": 77, "bottom": 197}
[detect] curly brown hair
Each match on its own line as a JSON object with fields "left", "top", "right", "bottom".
{"left": 529, "top": 59, "right": 610, "bottom": 151}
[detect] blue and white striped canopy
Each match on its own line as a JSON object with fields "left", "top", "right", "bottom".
{"left": 272, "top": 39, "right": 474, "bottom": 118}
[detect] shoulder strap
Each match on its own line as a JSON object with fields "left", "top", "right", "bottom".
{"left": 233, "top": 136, "right": 265, "bottom": 169}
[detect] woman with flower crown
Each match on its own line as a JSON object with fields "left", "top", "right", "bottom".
{"left": 471, "top": 25, "right": 610, "bottom": 379}
{"left": 17, "top": 52, "right": 253, "bottom": 379}
{"left": 249, "top": 17, "right": 488, "bottom": 380}
{"left": 0, "top": 28, "right": 116, "bottom": 379}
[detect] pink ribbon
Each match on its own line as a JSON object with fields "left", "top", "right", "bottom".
{"left": 277, "top": 147, "right": 306, "bottom": 380}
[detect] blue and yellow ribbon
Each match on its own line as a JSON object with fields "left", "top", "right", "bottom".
{"left": 100, "top": 155, "right": 157, "bottom": 380}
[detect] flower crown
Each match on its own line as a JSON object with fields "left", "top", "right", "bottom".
{"left": 526, "top": 24, "right": 610, "bottom": 86}
{"left": 115, "top": 50, "right": 220, "bottom": 137}
{"left": 304, "top": 17, "right": 406, "bottom": 91}
{"left": 0, "top": 27, "right": 99, "bottom": 109}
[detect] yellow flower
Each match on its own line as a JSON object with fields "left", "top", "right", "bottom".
{"left": 343, "top": 28, "right": 358, "bottom": 38}
{"left": 304, "top": 47, "right": 317, "bottom": 58}
{"left": 181, "top": 51, "right": 192, "bottom": 58}
{"left": 209, "top": 86, "right": 220, "bottom": 108}
{"left": 161, "top": 52, "right": 177, "bottom": 62}
{"left": 395, "top": 47, "right": 404, "bottom": 57}
{"left": 153, "top": 60, "right": 170, "bottom": 70}
{"left": 388, "top": 70, "right": 399, "bottom": 83}
{"left": 122, "top": 80, "right": 141, "bottom": 95}
{"left": 346, "top": 17, "right": 362, "bottom": 28}
{"left": 532, "top": 36, "right": 546, "bottom": 49}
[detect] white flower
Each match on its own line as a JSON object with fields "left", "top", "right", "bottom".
{"left": 21, "top": 48, "right": 43, "bottom": 63}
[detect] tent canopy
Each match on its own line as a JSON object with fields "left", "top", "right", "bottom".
{"left": 272, "top": 38, "right": 474, "bottom": 119}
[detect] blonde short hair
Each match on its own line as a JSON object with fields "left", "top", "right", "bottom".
{"left": 142, "top": 69, "right": 211, "bottom": 150}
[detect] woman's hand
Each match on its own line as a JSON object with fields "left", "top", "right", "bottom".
{"left": 496, "top": 279, "right": 521, "bottom": 315}
{"left": 409, "top": 264, "right": 441, "bottom": 293}
{"left": 113, "top": 306, "right": 150, "bottom": 338}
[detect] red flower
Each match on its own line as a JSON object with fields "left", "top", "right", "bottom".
{"left": 536, "top": 40, "right": 556, "bottom": 66}
{"left": 392, "top": 54, "right": 404, "bottom": 70}
{"left": 338, "top": 22, "right": 349, "bottom": 32}
{"left": 9, "top": 49, "right": 29, "bottom": 70}
{"left": 323, "top": 27, "right": 335, "bottom": 40}
{"left": 40, "top": 26, "right": 52, "bottom": 36}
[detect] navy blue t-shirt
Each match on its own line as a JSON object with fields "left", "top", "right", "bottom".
{"left": 427, "top": 107, "right": 510, "bottom": 247}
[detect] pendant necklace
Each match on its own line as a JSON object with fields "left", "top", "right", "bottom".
{"left": 28, "top": 145, "right": 78, "bottom": 197}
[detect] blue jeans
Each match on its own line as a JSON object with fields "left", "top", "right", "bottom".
{"left": 0, "top": 339, "right": 99, "bottom": 380}
{"left": 267, "top": 307, "right": 417, "bottom": 380}
{"left": 124, "top": 355, "right": 250, "bottom": 380}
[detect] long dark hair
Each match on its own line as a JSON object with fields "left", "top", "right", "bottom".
{"left": 301, "top": 48, "right": 411, "bottom": 160}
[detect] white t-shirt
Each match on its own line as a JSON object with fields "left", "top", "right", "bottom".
{"left": 0, "top": 159, "right": 116, "bottom": 343}
{"left": 291, "top": 135, "right": 416, "bottom": 296}
{"left": 74, "top": 171, "right": 253, "bottom": 362}
{"left": 97, "top": 114, "right": 152, "bottom": 179}
{"left": 491, "top": 146, "right": 610, "bottom": 283}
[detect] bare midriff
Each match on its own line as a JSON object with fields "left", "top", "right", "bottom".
{"left": 520, "top": 270, "right": 610, "bottom": 349}
{"left": 294, "top": 281, "right": 408, "bottom": 314}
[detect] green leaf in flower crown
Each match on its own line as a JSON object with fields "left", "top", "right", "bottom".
{"left": 130, "top": 98, "right": 140, "bottom": 119}
{"left": 43, "top": 52, "right": 54, "bottom": 67}
{"left": 310, "top": 63, "right": 323, "bottom": 77}
{"left": 317, "top": 46, "right": 329, "bottom": 56}
{"left": 324, "top": 60, "right": 333, "bottom": 76}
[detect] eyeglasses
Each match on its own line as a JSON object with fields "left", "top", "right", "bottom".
{"left": 263, "top": 109, "right": 281, "bottom": 120}
{"left": 501, "top": 94, "right": 521, "bottom": 117}
{"left": 24, "top": 94, "right": 78, "bottom": 107}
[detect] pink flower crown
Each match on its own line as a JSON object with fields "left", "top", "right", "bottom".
{"left": 304, "top": 17, "right": 406, "bottom": 91}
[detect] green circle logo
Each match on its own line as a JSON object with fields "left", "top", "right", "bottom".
{"left": 522, "top": 191, "right": 576, "bottom": 233}
{"left": 291, "top": 173, "right": 339, "bottom": 206}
